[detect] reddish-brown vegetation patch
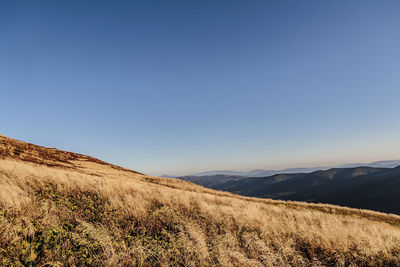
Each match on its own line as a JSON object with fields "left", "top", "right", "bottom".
{"left": 0, "top": 134, "right": 142, "bottom": 174}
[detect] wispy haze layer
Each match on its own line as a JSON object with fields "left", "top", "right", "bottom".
{"left": 1, "top": 1, "right": 399, "bottom": 175}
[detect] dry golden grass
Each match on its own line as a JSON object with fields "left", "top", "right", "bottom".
{"left": 0, "top": 158, "right": 399, "bottom": 266}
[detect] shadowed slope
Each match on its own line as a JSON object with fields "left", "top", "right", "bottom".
{"left": 181, "top": 166, "right": 400, "bottom": 214}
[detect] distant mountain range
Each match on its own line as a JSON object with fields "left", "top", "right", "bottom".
{"left": 163, "top": 160, "right": 400, "bottom": 178}
{"left": 178, "top": 162, "right": 400, "bottom": 215}
{"left": 337, "top": 160, "right": 400, "bottom": 169}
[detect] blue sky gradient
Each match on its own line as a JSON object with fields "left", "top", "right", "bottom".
{"left": 1, "top": 1, "right": 399, "bottom": 175}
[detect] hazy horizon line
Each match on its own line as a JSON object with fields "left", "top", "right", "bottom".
{"left": 160, "top": 158, "right": 400, "bottom": 177}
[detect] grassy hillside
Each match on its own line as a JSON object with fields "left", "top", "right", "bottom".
{"left": 1, "top": 135, "right": 400, "bottom": 266}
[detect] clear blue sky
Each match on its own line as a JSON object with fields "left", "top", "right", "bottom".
{"left": 1, "top": 1, "right": 399, "bottom": 176}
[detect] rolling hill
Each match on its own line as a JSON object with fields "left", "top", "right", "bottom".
{"left": 179, "top": 166, "right": 400, "bottom": 214}
{"left": 1, "top": 134, "right": 400, "bottom": 266}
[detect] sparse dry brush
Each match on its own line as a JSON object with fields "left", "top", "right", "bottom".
{"left": 0, "top": 159, "right": 399, "bottom": 266}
